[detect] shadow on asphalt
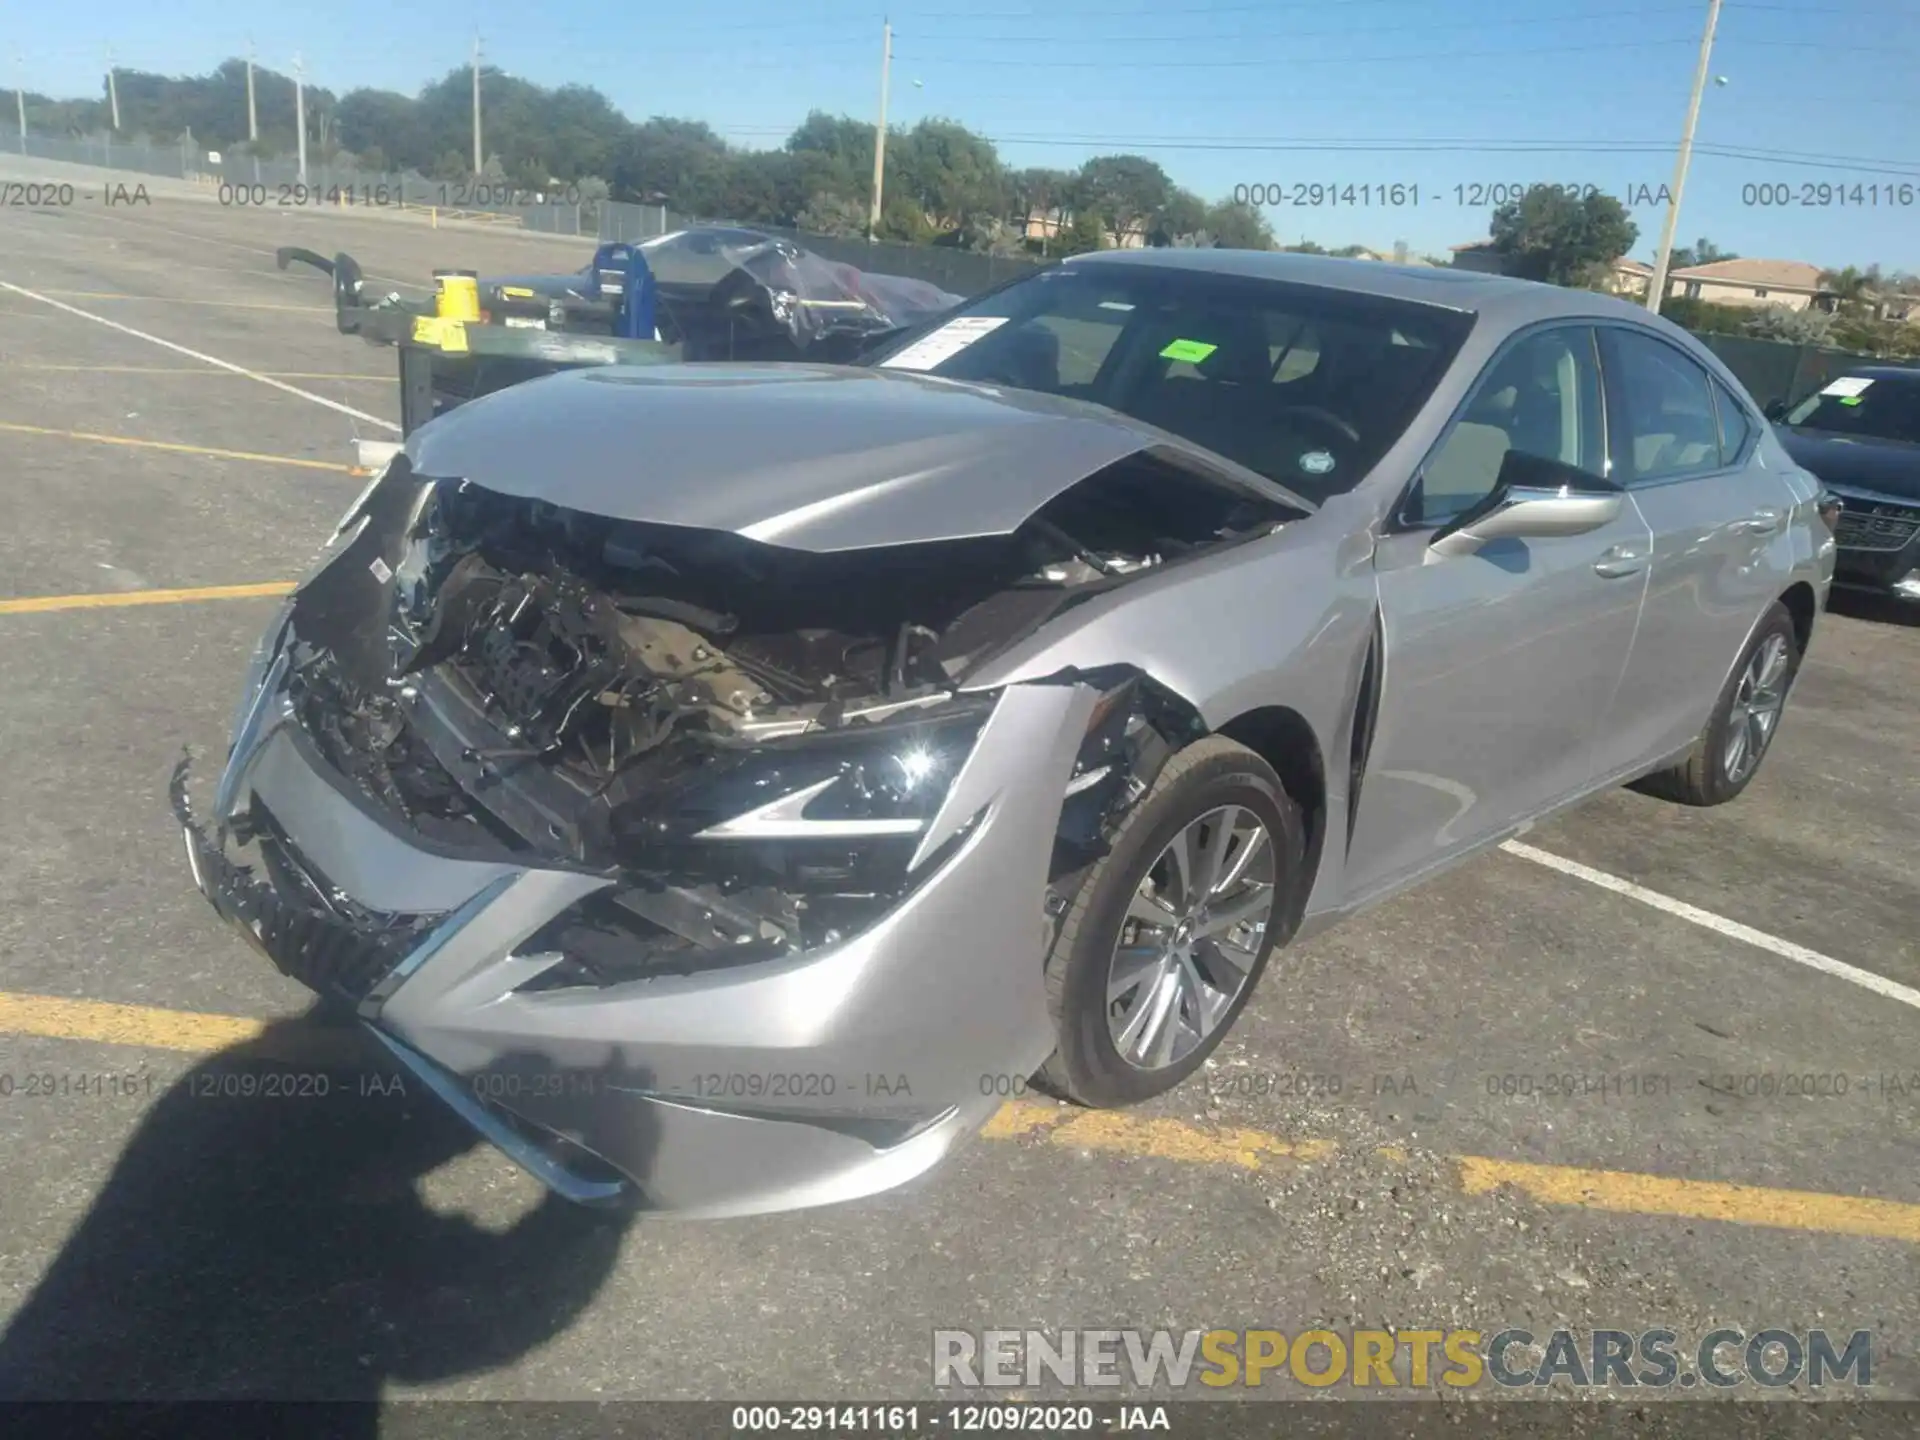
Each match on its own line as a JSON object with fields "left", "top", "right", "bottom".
{"left": 0, "top": 1010, "right": 633, "bottom": 1421}
{"left": 1826, "top": 589, "right": 1920, "bottom": 628}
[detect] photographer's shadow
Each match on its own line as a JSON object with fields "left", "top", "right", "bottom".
{"left": 0, "top": 1010, "right": 633, "bottom": 1416}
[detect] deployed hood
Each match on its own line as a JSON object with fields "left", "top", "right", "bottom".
{"left": 404, "top": 362, "right": 1277, "bottom": 552}
{"left": 1775, "top": 425, "right": 1920, "bottom": 502}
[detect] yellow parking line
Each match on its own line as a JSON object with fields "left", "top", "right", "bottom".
{"left": 0, "top": 421, "right": 352, "bottom": 471}
{"left": 1458, "top": 1155, "right": 1920, "bottom": 1245}
{"left": 0, "top": 992, "right": 271, "bottom": 1052}
{"left": 5, "top": 989, "right": 1917, "bottom": 1244}
{"left": 0, "top": 364, "right": 387, "bottom": 381}
{"left": 32, "top": 289, "right": 331, "bottom": 314}
{"left": 0, "top": 581, "right": 294, "bottom": 615}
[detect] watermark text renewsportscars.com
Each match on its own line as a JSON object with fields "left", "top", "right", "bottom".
{"left": 933, "top": 1327, "right": 1874, "bottom": 1391}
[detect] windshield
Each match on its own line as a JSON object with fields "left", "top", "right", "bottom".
{"left": 1783, "top": 375, "right": 1920, "bottom": 444}
{"left": 863, "top": 262, "right": 1472, "bottom": 501}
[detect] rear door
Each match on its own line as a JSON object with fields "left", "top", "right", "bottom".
{"left": 1343, "top": 324, "right": 1652, "bottom": 901}
{"left": 1593, "top": 325, "right": 1801, "bottom": 770}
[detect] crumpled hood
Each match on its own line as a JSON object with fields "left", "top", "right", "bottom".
{"left": 1774, "top": 426, "right": 1920, "bottom": 502}
{"left": 403, "top": 363, "right": 1215, "bottom": 552}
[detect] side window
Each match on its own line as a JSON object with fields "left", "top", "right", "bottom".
{"left": 1602, "top": 328, "right": 1725, "bottom": 484}
{"left": 1713, "top": 379, "right": 1754, "bottom": 466}
{"left": 1409, "top": 326, "right": 1605, "bottom": 526}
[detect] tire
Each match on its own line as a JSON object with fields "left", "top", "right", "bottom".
{"left": 1037, "top": 735, "right": 1304, "bottom": 1108}
{"left": 1633, "top": 601, "right": 1801, "bottom": 807}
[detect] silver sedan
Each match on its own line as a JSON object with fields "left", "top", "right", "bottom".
{"left": 174, "top": 249, "right": 1835, "bottom": 1216}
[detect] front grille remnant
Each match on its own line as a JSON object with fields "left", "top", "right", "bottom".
{"left": 172, "top": 760, "right": 441, "bottom": 1007}
{"left": 1834, "top": 504, "right": 1920, "bottom": 553}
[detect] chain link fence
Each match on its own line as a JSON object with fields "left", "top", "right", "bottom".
{"left": 1697, "top": 333, "right": 1912, "bottom": 412}
{"left": 5, "top": 132, "right": 1036, "bottom": 294}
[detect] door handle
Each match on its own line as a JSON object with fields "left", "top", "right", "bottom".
{"left": 1593, "top": 544, "right": 1647, "bottom": 579}
{"left": 1733, "top": 508, "right": 1784, "bottom": 536}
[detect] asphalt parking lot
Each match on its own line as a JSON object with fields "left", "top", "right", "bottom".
{"left": 0, "top": 190, "right": 1916, "bottom": 1412}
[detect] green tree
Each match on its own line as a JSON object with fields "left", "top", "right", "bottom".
{"left": 1201, "top": 198, "right": 1274, "bottom": 250}
{"left": 798, "top": 190, "right": 869, "bottom": 238}
{"left": 1741, "top": 303, "right": 1834, "bottom": 345}
{"left": 1489, "top": 188, "right": 1638, "bottom": 287}
{"left": 893, "top": 118, "right": 1004, "bottom": 234}
{"left": 1054, "top": 210, "right": 1108, "bottom": 257}
{"left": 1074, "top": 154, "right": 1172, "bottom": 246}
{"left": 1670, "top": 236, "right": 1737, "bottom": 269}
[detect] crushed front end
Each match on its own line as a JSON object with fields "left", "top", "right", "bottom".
{"left": 175, "top": 445, "right": 1274, "bottom": 1215}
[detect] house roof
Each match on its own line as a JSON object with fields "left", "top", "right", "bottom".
{"left": 1668, "top": 258, "right": 1824, "bottom": 290}
{"left": 1612, "top": 258, "right": 1653, "bottom": 274}
{"left": 1449, "top": 241, "right": 1497, "bottom": 252}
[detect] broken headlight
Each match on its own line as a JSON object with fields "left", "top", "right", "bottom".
{"left": 608, "top": 692, "right": 997, "bottom": 863}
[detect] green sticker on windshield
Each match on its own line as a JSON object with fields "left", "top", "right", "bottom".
{"left": 1160, "top": 338, "right": 1218, "bottom": 363}
{"left": 1839, "top": 395, "right": 1864, "bottom": 406}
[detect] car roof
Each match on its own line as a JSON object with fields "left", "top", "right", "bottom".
{"left": 1061, "top": 247, "right": 1657, "bottom": 325}
{"left": 1832, "top": 364, "right": 1920, "bottom": 382}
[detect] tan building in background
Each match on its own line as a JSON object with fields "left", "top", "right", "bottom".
{"left": 1666, "top": 258, "right": 1826, "bottom": 310}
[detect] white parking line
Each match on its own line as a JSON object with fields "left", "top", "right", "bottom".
{"left": 1503, "top": 839, "right": 1920, "bottom": 1012}
{"left": 0, "top": 280, "right": 401, "bottom": 434}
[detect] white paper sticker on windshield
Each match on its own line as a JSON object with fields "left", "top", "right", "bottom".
{"left": 1821, "top": 375, "right": 1874, "bottom": 397}
{"left": 879, "top": 315, "right": 1009, "bottom": 371}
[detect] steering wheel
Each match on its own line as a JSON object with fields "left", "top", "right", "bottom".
{"left": 1273, "top": 404, "right": 1361, "bottom": 445}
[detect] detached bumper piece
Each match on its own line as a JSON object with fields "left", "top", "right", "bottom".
{"left": 170, "top": 755, "right": 432, "bottom": 1009}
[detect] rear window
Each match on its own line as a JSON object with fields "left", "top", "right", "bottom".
{"left": 867, "top": 263, "right": 1473, "bottom": 500}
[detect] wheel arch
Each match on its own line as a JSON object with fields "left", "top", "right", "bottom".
{"left": 1779, "top": 579, "right": 1817, "bottom": 655}
{"left": 1213, "top": 703, "right": 1326, "bottom": 944}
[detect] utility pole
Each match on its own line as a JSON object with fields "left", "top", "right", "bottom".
{"left": 293, "top": 53, "right": 308, "bottom": 185}
{"left": 866, "top": 19, "right": 892, "bottom": 240}
{"left": 1644, "top": 0, "right": 1723, "bottom": 314}
{"left": 246, "top": 39, "right": 258, "bottom": 143}
{"left": 105, "top": 48, "right": 119, "bottom": 130}
{"left": 471, "top": 34, "right": 483, "bottom": 176}
{"left": 13, "top": 56, "right": 24, "bottom": 153}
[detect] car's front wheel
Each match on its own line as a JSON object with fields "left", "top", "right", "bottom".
{"left": 1634, "top": 600, "right": 1802, "bottom": 807}
{"left": 1038, "top": 736, "right": 1303, "bottom": 1108}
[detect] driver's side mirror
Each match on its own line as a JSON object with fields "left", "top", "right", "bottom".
{"left": 1427, "top": 451, "right": 1623, "bottom": 559}
{"left": 1763, "top": 398, "right": 1788, "bottom": 422}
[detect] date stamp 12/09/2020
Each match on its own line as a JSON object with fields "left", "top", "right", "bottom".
{"left": 1230, "top": 179, "right": 1920, "bottom": 211}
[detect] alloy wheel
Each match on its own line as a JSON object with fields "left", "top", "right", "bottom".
{"left": 1105, "top": 805, "right": 1277, "bottom": 1071}
{"left": 1722, "top": 632, "right": 1791, "bottom": 785}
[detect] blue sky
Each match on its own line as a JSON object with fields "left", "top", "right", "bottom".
{"left": 12, "top": 0, "right": 1920, "bottom": 269}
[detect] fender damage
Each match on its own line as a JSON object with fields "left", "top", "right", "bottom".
{"left": 173, "top": 372, "right": 1301, "bottom": 1216}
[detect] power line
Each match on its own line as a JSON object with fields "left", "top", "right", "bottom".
{"left": 899, "top": 5, "right": 1703, "bottom": 43}
{"left": 893, "top": 36, "right": 1706, "bottom": 67}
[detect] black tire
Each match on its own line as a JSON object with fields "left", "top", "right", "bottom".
{"left": 1633, "top": 601, "right": 1802, "bottom": 807}
{"left": 1037, "top": 736, "right": 1304, "bottom": 1108}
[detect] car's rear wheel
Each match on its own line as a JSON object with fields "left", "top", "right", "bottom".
{"left": 1037, "top": 736, "right": 1303, "bottom": 1108}
{"left": 1634, "top": 600, "right": 1801, "bottom": 807}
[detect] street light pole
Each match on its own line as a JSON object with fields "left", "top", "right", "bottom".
{"left": 14, "top": 57, "right": 25, "bottom": 153}
{"left": 1644, "top": 0, "right": 1723, "bottom": 313}
{"left": 293, "top": 53, "right": 308, "bottom": 185}
{"left": 106, "top": 48, "right": 120, "bottom": 130}
{"left": 471, "top": 34, "right": 484, "bottom": 176}
{"left": 246, "top": 40, "right": 258, "bottom": 143}
{"left": 867, "top": 19, "right": 892, "bottom": 240}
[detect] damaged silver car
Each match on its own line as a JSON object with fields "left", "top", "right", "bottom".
{"left": 175, "top": 250, "right": 1834, "bottom": 1217}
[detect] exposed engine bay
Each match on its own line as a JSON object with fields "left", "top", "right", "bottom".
{"left": 273, "top": 449, "right": 1289, "bottom": 987}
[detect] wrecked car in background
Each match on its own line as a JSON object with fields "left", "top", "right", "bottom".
{"left": 175, "top": 250, "right": 1833, "bottom": 1217}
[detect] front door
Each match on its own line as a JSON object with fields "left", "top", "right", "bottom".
{"left": 1344, "top": 324, "right": 1651, "bottom": 901}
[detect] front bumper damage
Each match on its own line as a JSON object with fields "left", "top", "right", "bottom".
{"left": 174, "top": 602, "right": 1098, "bottom": 1217}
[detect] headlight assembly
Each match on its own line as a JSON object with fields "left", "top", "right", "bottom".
{"left": 608, "top": 692, "right": 998, "bottom": 862}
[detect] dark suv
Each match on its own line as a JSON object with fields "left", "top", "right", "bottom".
{"left": 1768, "top": 366, "right": 1920, "bottom": 602}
